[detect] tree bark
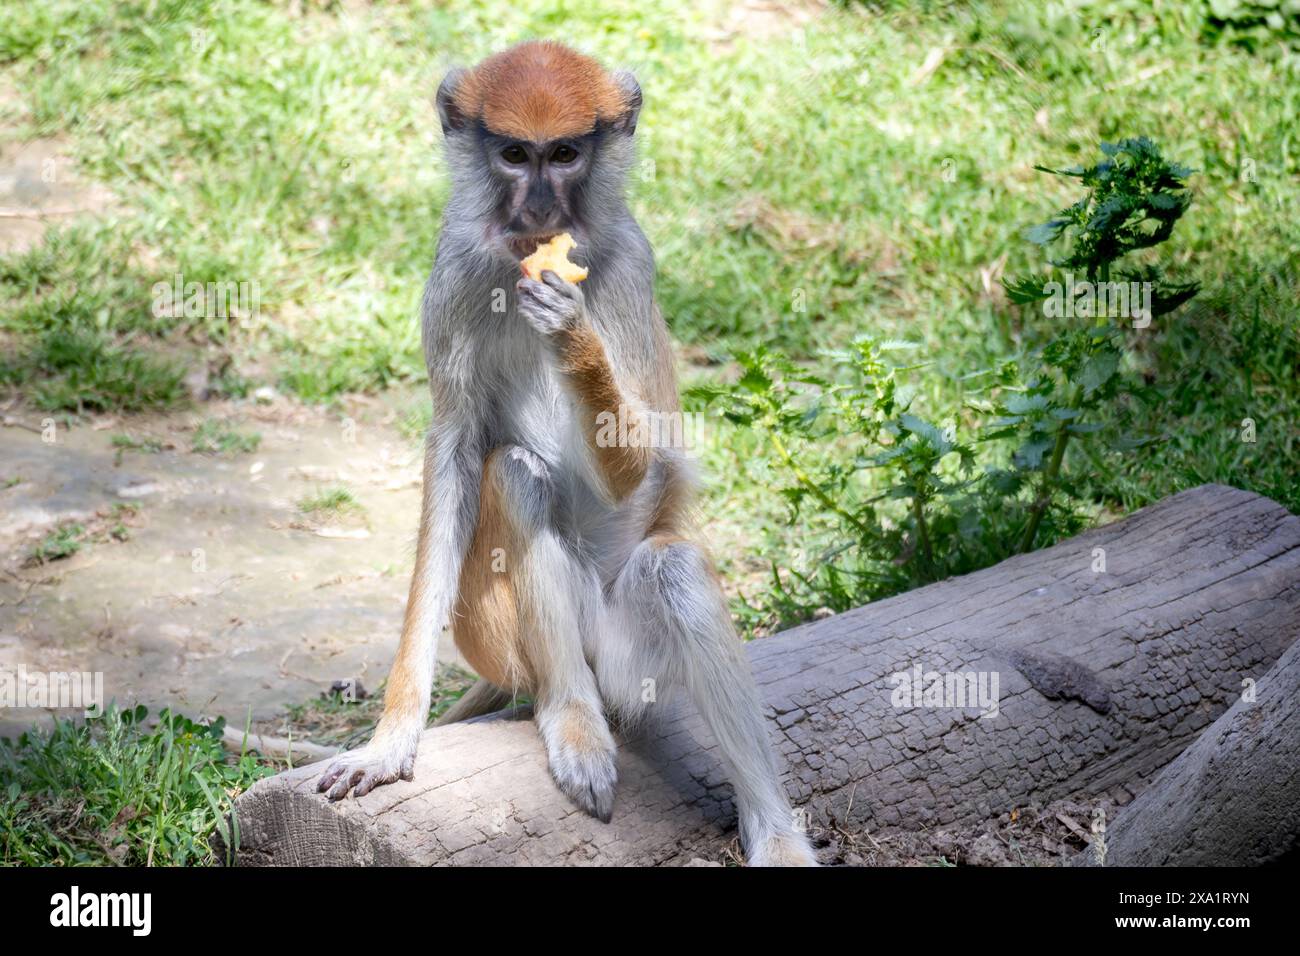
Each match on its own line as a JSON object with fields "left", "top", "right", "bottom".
{"left": 1074, "top": 634, "right": 1300, "bottom": 866}
{"left": 230, "top": 484, "right": 1300, "bottom": 865}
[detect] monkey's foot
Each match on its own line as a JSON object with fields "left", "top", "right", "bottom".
{"left": 316, "top": 740, "right": 415, "bottom": 801}
{"left": 745, "top": 827, "right": 818, "bottom": 867}
{"left": 537, "top": 700, "right": 618, "bottom": 823}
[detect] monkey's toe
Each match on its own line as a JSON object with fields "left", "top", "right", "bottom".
{"left": 553, "top": 760, "right": 617, "bottom": 823}
{"left": 745, "top": 828, "right": 818, "bottom": 867}
{"left": 539, "top": 702, "right": 619, "bottom": 822}
{"left": 315, "top": 745, "right": 412, "bottom": 801}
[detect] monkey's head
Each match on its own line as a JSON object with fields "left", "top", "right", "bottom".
{"left": 436, "top": 41, "right": 642, "bottom": 262}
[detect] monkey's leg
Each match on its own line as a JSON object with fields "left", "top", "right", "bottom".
{"left": 611, "top": 535, "right": 817, "bottom": 866}
{"left": 318, "top": 425, "right": 480, "bottom": 800}
{"left": 473, "top": 445, "right": 619, "bottom": 821}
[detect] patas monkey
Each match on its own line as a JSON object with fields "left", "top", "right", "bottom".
{"left": 317, "top": 40, "right": 815, "bottom": 867}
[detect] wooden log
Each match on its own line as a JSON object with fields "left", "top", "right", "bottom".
{"left": 230, "top": 484, "right": 1300, "bottom": 865}
{"left": 1074, "top": 634, "right": 1300, "bottom": 866}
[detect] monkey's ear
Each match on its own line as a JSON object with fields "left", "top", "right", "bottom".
{"left": 610, "top": 70, "right": 642, "bottom": 136}
{"left": 436, "top": 68, "right": 471, "bottom": 135}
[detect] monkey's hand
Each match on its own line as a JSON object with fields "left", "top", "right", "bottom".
{"left": 516, "top": 269, "right": 585, "bottom": 343}
{"left": 316, "top": 736, "right": 416, "bottom": 800}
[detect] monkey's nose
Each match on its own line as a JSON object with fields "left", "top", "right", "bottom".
{"left": 520, "top": 205, "right": 559, "bottom": 231}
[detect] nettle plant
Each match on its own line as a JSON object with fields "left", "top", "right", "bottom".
{"left": 693, "top": 138, "right": 1199, "bottom": 633}
{"left": 1000, "top": 136, "right": 1199, "bottom": 550}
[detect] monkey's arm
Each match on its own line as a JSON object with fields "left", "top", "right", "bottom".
{"left": 556, "top": 323, "right": 655, "bottom": 500}
{"left": 318, "top": 419, "right": 482, "bottom": 799}
{"left": 517, "top": 271, "right": 653, "bottom": 502}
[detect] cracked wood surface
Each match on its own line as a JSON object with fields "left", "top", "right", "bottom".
{"left": 232, "top": 484, "right": 1300, "bottom": 865}
{"left": 1074, "top": 630, "right": 1300, "bottom": 866}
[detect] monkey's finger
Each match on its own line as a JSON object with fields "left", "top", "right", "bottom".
{"left": 352, "top": 771, "right": 388, "bottom": 798}
{"left": 517, "top": 277, "right": 563, "bottom": 305}
{"left": 326, "top": 768, "right": 365, "bottom": 801}
{"left": 316, "top": 761, "right": 347, "bottom": 792}
{"left": 539, "top": 269, "right": 581, "bottom": 300}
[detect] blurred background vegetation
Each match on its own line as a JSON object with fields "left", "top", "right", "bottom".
{"left": 0, "top": 0, "right": 1297, "bottom": 862}
{"left": 4, "top": 0, "right": 1294, "bottom": 627}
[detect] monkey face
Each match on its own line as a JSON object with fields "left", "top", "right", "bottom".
{"left": 483, "top": 132, "right": 600, "bottom": 257}
{"left": 433, "top": 42, "right": 643, "bottom": 264}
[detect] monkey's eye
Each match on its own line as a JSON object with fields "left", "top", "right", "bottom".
{"left": 550, "top": 144, "right": 578, "bottom": 164}
{"left": 501, "top": 145, "right": 528, "bottom": 165}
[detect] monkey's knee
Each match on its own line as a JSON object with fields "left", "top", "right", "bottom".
{"left": 484, "top": 444, "right": 553, "bottom": 532}
{"left": 616, "top": 535, "right": 729, "bottom": 645}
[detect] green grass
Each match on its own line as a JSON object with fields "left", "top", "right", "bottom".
{"left": 0, "top": 667, "right": 475, "bottom": 866}
{"left": 21, "top": 503, "right": 141, "bottom": 567}
{"left": 297, "top": 485, "right": 363, "bottom": 519}
{"left": 23, "top": 521, "right": 86, "bottom": 565}
{"left": 0, "top": 0, "right": 1295, "bottom": 603}
{"left": 0, "top": 666, "right": 478, "bottom": 866}
{"left": 0, "top": 325, "right": 186, "bottom": 414}
{"left": 112, "top": 433, "right": 165, "bottom": 454}
{"left": 111, "top": 432, "right": 168, "bottom": 464}
{"left": 274, "top": 667, "right": 479, "bottom": 751}
{"left": 0, "top": 706, "right": 271, "bottom": 866}
{"left": 190, "top": 418, "right": 261, "bottom": 454}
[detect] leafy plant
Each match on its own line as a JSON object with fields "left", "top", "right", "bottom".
{"left": 691, "top": 339, "right": 1016, "bottom": 627}
{"left": 694, "top": 138, "right": 1200, "bottom": 632}
{"left": 1001, "top": 137, "right": 1199, "bottom": 550}
{"left": 0, "top": 705, "right": 271, "bottom": 866}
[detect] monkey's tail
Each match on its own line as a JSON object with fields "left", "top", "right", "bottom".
{"left": 434, "top": 678, "right": 515, "bottom": 726}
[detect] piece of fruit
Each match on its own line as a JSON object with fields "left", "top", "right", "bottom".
{"left": 520, "top": 232, "right": 588, "bottom": 283}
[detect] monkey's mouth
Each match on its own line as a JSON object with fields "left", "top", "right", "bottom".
{"left": 506, "top": 233, "right": 558, "bottom": 259}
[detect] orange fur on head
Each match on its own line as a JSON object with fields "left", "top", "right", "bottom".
{"left": 454, "top": 41, "right": 630, "bottom": 141}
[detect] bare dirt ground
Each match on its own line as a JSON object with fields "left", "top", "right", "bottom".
{"left": 816, "top": 796, "right": 1120, "bottom": 867}
{"left": 0, "top": 132, "right": 115, "bottom": 255}
{"left": 0, "top": 389, "right": 472, "bottom": 739}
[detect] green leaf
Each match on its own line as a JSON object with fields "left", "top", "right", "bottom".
{"left": 1077, "top": 351, "right": 1119, "bottom": 395}
{"left": 1014, "top": 437, "right": 1053, "bottom": 470}
{"left": 898, "top": 413, "right": 950, "bottom": 454}
{"left": 1026, "top": 219, "right": 1068, "bottom": 245}
{"left": 737, "top": 364, "right": 772, "bottom": 394}
{"left": 1001, "top": 275, "right": 1052, "bottom": 303}
{"left": 1004, "top": 393, "right": 1049, "bottom": 415}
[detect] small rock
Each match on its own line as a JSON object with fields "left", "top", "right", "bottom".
{"left": 117, "top": 482, "right": 165, "bottom": 498}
